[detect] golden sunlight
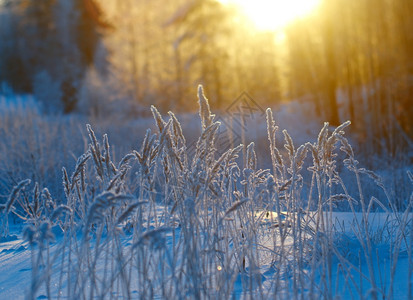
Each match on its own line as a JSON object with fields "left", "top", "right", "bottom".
{"left": 221, "top": 0, "right": 321, "bottom": 31}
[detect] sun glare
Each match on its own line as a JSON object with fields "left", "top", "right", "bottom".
{"left": 221, "top": 0, "right": 321, "bottom": 31}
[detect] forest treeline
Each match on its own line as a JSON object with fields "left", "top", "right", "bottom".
{"left": 286, "top": 0, "right": 413, "bottom": 159}
{"left": 0, "top": 0, "right": 412, "bottom": 159}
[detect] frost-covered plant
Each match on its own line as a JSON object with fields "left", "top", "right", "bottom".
{"left": 0, "top": 179, "right": 31, "bottom": 237}
{"left": 3, "top": 85, "right": 411, "bottom": 300}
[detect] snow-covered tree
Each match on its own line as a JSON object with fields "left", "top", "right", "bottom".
{"left": 0, "top": 0, "right": 110, "bottom": 113}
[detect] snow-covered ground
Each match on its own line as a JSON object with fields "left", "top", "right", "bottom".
{"left": 0, "top": 211, "right": 411, "bottom": 299}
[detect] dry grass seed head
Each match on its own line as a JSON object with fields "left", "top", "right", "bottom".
{"left": 225, "top": 199, "right": 248, "bottom": 216}
{"left": 198, "top": 85, "right": 215, "bottom": 130}
{"left": 283, "top": 130, "right": 295, "bottom": 158}
{"left": 6, "top": 179, "right": 31, "bottom": 213}
{"left": 317, "top": 122, "right": 329, "bottom": 153}
{"left": 265, "top": 108, "right": 278, "bottom": 142}
{"left": 50, "top": 205, "right": 73, "bottom": 222}
{"left": 103, "top": 134, "right": 116, "bottom": 175}
{"left": 246, "top": 142, "right": 257, "bottom": 170}
{"left": 117, "top": 153, "right": 136, "bottom": 170}
{"left": 151, "top": 105, "right": 166, "bottom": 133}
{"left": 294, "top": 144, "right": 309, "bottom": 171}
{"left": 168, "top": 111, "right": 186, "bottom": 146}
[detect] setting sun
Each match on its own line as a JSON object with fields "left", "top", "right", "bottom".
{"left": 220, "top": 0, "right": 321, "bottom": 31}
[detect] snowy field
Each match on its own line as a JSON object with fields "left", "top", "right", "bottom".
{"left": 0, "top": 211, "right": 411, "bottom": 299}
{"left": 0, "top": 86, "right": 412, "bottom": 299}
